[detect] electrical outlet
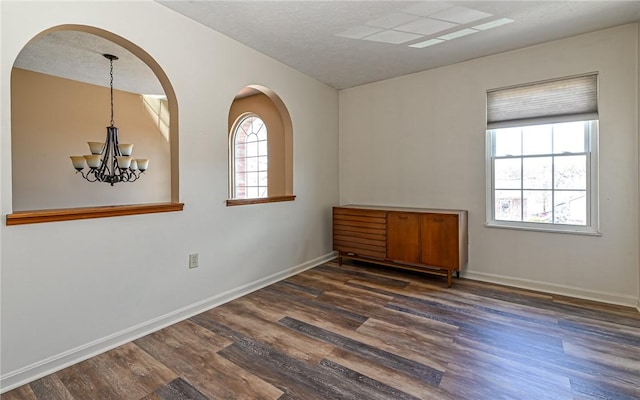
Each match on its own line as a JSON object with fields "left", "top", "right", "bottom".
{"left": 189, "top": 253, "right": 199, "bottom": 269}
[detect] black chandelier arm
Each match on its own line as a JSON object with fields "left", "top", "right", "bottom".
{"left": 75, "top": 167, "right": 143, "bottom": 185}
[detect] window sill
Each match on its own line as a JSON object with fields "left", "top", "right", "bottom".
{"left": 485, "top": 221, "right": 602, "bottom": 236}
{"left": 226, "top": 195, "right": 296, "bottom": 207}
{"left": 6, "top": 202, "right": 184, "bottom": 226}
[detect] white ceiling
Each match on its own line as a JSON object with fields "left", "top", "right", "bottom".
{"left": 12, "top": 1, "right": 640, "bottom": 93}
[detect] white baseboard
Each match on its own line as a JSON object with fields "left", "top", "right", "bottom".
{"left": 0, "top": 252, "right": 337, "bottom": 394}
{"left": 462, "top": 270, "right": 638, "bottom": 308}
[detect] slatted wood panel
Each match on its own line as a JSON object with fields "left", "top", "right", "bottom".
{"left": 333, "top": 207, "right": 386, "bottom": 259}
{"left": 4, "top": 260, "right": 639, "bottom": 399}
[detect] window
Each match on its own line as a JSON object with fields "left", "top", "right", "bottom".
{"left": 231, "top": 114, "right": 268, "bottom": 199}
{"left": 486, "top": 74, "right": 599, "bottom": 234}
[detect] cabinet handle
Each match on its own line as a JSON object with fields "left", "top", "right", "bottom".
{"left": 398, "top": 216, "right": 408, "bottom": 220}
{"left": 432, "top": 217, "right": 445, "bottom": 223}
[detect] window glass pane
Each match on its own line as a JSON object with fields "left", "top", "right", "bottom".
{"left": 258, "top": 140, "right": 268, "bottom": 156}
{"left": 247, "top": 156, "right": 258, "bottom": 171}
{"left": 522, "top": 124, "right": 552, "bottom": 155}
{"left": 235, "top": 130, "right": 247, "bottom": 143}
{"left": 259, "top": 171, "right": 268, "bottom": 186}
{"left": 494, "top": 158, "right": 521, "bottom": 189}
{"left": 247, "top": 172, "right": 258, "bottom": 186}
{"left": 235, "top": 169, "right": 246, "bottom": 184}
{"left": 523, "top": 157, "right": 552, "bottom": 189}
{"left": 246, "top": 133, "right": 258, "bottom": 143}
{"left": 235, "top": 142, "right": 246, "bottom": 158}
{"left": 247, "top": 187, "right": 259, "bottom": 198}
{"left": 554, "top": 191, "right": 587, "bottom": 225}
{"left": 256, "top": 123, "right": 267, "bottom": 141}
{"left": 553, "top": 121, "right": 586, "bottom": 153}
{"left": 258, "top": 156, "right": 268, "bottom": 171}
{"left": 495, "top": 190, "right": 521, "bottom": 221}
{"left": 246, "top": 141, "right": 258, "bottom": 157}
{"left": 494, "top": 127, "right": 521, "bottom": 156}
{"left": 259, "top": 186, "right": 268, "bottom": 197}
{"left": 522, "top": 190, "right": 552, "bottom": 223}
{"left": 555, "top": 155, "right": 586, "bottom": 190}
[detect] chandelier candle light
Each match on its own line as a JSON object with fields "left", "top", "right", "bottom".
{"left": 70, "top": 54, "right": 149, "bottom": 185}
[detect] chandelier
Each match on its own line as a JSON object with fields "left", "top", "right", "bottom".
{"left": 70, "top": 54, "right": 149, "bottom": 185}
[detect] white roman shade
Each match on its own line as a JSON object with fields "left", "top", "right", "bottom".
{"left": 487, "top": 74, "right": 598, "bottom": 129}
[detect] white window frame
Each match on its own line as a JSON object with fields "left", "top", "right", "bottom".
{"left": 485, "top": 122, "right": 600, "bottom": 235}
{"left": 485, "top": 74, "right": 600, "bottom": 235}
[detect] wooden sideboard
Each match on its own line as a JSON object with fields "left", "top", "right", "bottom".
{"left": 333, "top": 205, "right": 468, "bottom": 287}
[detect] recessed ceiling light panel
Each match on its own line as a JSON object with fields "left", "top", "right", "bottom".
{"left": 362, "top": 30, "right": 423, "bottom": 44}
{"left": 409, "top": 38, "right": 445, "bottom": 49}
{"left": 402, "top": 2, "right": 452, "bottom": 17}
{"left": 335, "top": 25, "right": 384, "bottom": 39}
{"left": 366, "top": 12, "right": 420, "bottom": 29}
{"left": 438, "top": 28, "right": 479, "bottom": 41}
{"left": 473, "top": 18, "right": 515, "bottom": 31}
{"left": 430, "top": 6, "right": 492, "bottom": 24}
{"left": 395, "top": 18, "right": 457, "bottom": 36}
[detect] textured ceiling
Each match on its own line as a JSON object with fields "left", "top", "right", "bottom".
{"left": 12, "top": 1, "right": 640, "bottom": 93}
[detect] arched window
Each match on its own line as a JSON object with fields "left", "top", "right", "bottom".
{"left": 231, "top": 114, "right": 268, "bottom": 198}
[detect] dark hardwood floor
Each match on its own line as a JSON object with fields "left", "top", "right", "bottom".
{"left": 3, "top": 260, "right": 640, "bottom": 399}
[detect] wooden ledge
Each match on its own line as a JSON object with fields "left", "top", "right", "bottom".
{"left": 6, "top": 202, "right": 184, "bottom": 225}
{"left": 226, "top": 195, "right": 296, "bottom": 207}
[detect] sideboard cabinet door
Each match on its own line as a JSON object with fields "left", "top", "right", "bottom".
{"left": 421, "top": 213, "right": 459, "bottom": 270}
{"left": 387, "top": 211, "right": 420, "bottom": 264}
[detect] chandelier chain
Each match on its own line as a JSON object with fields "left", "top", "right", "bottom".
{"left": 109, "top": 57, "right": 115, "bottom": 126}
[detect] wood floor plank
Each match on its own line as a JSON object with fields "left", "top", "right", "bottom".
{"left": 315, "top": 263, "right": 412, "bottom": 289}
{"left": 217, "top": 334, "right": 406, "bottom": 400}
{"left": 317, "top": 359, "right": 420, "bottom": 400}
{"left": 570, "top": 376, "right": 640, "bottom": 400}
{"left": 135, "top": 321, "right": 282, "bottom": 400}
{"left": 278, "top": 316, "right": 444, "bottom": 385}
{"left": 325, "top": 348, "right": 457, "bottom": 400}
{"left": 201, "top": 300, "right": 335, "bottom": 364}
{"left": 55, "top": 359, "right": 123, "bottom": 399}
{"left": 154, "top": 377, "right": 208, "bottom": 400}
{"left": 85, "top": 342, "right": 177, "bottom": 399}
{"left": 440, "top": 358, "right": 573, "bottom": 400}
{"left": 0, "top": 384, "right": 38, "bottom": 400}
{"left": 355, "top": 318, "right": 455, "bottom": 371}
{"left": 29, "top": 374, "right": 75, "bottom": 400}
{"left": 249, "top": 285, "right": 368, "bottom": 331}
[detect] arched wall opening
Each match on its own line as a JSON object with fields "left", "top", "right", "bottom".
{"left": 227, "top": 85, "right": 294, "bottom": 206}
{"left": 7, "top": 25, "right": 182, "bottom": 224}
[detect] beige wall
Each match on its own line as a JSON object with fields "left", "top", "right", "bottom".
{"left": 229, "top": 93, "right": 287, "bottom": 196}
{"left": 340, "top": 24, "right": 639, "bottom": 306}
{"left": 11, "top": 68, "right": 171, "bottom": 210}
